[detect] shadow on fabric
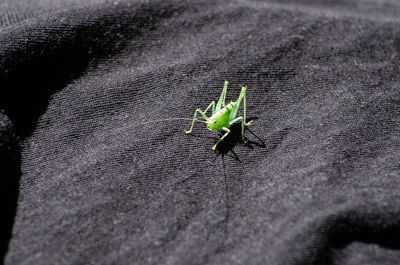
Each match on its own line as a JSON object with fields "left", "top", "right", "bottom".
{"left": 308, "top": 210, "right": 400, "bottom": 265}
{"left": 214, "top": 117, "right": 266, "bottom": 160}
{"left": 0, "top": 113, "right": 20, "bottom": 264}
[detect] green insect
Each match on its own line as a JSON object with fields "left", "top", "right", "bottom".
{"left": 185, "top": 80, "right": 253, "bottom": 150}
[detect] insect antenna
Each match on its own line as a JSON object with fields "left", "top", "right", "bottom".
{"left": 112, "top": 117, "right": 208, "bottom": 133}
{"left": 139, "top": 117, "right": 207, "bottom": 125}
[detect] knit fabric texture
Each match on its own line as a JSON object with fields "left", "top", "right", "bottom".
{"left": 1, "top": 0, "right": 400, "bottom": 264}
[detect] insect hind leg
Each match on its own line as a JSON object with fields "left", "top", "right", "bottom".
{"left": 216, "top": 81, "right": 228, "bottom": 111}
{"left": 241, "top": 85, "right": 254, "bottom": 142}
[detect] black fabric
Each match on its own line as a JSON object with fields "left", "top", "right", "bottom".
{"left": 1, "top": 0, "right": 400, "bottom": 264}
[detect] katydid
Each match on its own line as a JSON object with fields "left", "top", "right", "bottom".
{"left": 185, "top": 80, "right": 253, "bottom": 150}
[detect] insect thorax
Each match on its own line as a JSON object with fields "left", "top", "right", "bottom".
{"left": 207, "top": 102, "right": 235, "bottom": 131}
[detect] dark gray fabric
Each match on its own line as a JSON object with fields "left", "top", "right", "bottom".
{"left": 1, "top": 0, "right": 400, "bottom": 264}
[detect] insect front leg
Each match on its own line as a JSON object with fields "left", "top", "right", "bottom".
{"left": 184, "top": 108, "right": 209, "bottom": 134}
{"left": 184, "top": 100, "right": 216, "bottom": 134}
{"left": 212, "top": 127, "right": 231, "bottom": 150}
{"left": 204, "top": 101, "right": 216, "bottom": 115}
